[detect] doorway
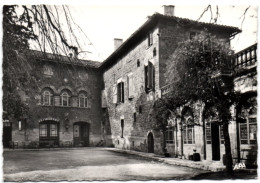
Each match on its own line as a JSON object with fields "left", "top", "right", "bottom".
{"left": 73, "top": 122, "right": 90, "bottom": 147}
{"left": 39, "top": 121, "right": 60, "bottom": 147}
{"left": 211, "top": 123, "right": 220, "bottom": 160}
{"left": 147, "top": 132, "right": 154, "bottom": 153}
{"left": 3, "top": 122, "right": 12, "bottom": 148}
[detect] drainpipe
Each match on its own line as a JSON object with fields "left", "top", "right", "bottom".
{"left": 175, "top": 118, "right": 178, "bottom": 156}
{"left": 235, "top": 104, "right": 241, "bottom": 163}
{"left": 202, "top": 118, "right": 206, "bottom": 160}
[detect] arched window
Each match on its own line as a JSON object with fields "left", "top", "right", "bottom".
{"left": 61, "top": 91, "right": 70, "bottom": 107}
{"left": 78, "top": 93, "right": 88, "bottom": 108}
{"left": 42, "top": 88, "right": 53, "bottom": 105}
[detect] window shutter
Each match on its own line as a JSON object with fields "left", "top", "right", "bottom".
{"left": 128, "top": 74, "right": 134, "bottom": 99}
{"left": 150, "top": 32, "right": 153, "bottom": 45}
{"left": 144, "top": 65, "right": 148, "bottom": 92}
{"left": 101, "top": 89, "right": 107, "bottom": 108}
{"left": 112, "top": 84, "right": 117, "bottom": 104}
{"left": 121, "top": 82, "right": 124, "bottom": 103}
{"left": 117, "top": 83, "right": 121, "bottom": 103}
{"left": 153, "top": 64, "right": 155, "bottom": 90}
{"left": 148, "top": 61, "right": 153, "bottom": 89}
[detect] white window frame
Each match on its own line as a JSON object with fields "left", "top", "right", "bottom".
{"left": 42, "top": 90, "right": 52, "bottom": 105}
{"left": 61, "top": 91, "right": 70, "bottom": 107}
{"left": 78, "top": 93, "right": 88, "bottom": 108}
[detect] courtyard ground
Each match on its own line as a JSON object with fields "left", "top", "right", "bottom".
{"left": 3, "top": 147, "right": 208, "bottom": 181}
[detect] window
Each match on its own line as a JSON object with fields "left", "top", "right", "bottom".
{"left": 205, "top": 123, "right": 211, "bottom": 144}
{"left": 220, "top": 125, "right": 224, "bottom": 144}
{"left": 42, "top": 89, "right": 53, "bottom": 105}
{"left": 50, "top": 124, "right": 58, "bottom": 137}
{"left": 166, "top": 127, "right": 174, "bottom": 144}
{"left": 43, "top": 64, "right": 53, "bottom": 76}
{"left": 183, "top": 126, "right": 195, "bottom": 144}
{"left": 39, "top": 124, "right": 47, "bottom": 137}
{"left": 127, "top": 73, "right": 134, "bottom": 99}
{"left": 39, "top": 122, "right": 59, "bottom": 139}
{"left": 137, "top": 59, "right": 140, "bottom": 67}
{"left": 144, "top": 61, "right": 155, "bottom": 92}
{"left": 78, "top": 93, "right": 88, "bottom": 108}
{"left": 239, "top": 97, "right": 257, "bottom": 145}
{"left": 61, "top": 91, "right": 70, "bottom": 106}
{"left": 121, "top": 119, "right": 124, "bottom": 138}
{"left": 133, "top": 112, "right": 137, "bottom": 122}
{"left": 117, "top": 82, "right": 124, "bottom": 103}
{"left": 240, "top": 117, "right": 257, "bottom": 145}
{"left": 153, "top": 47, "right": 157, "bottom": 57}
{"left": 148, "top": 32, "right": 153, "bottom": 46}
{"left": 138, "top": 106, "right": 142, "bottom": 113}
{"left": 190, "top": 32, "right": 197, "bottom": 40}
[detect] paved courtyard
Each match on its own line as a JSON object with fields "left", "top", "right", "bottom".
{"left": 3, "top": 148, "right": 208, "bottom": 181}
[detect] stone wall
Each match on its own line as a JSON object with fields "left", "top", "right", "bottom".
{"left": 11, "top": 58, "right": 104, "bottom": 146}
{"left": 102, "top": 26, "right": 164, "bottom": 154}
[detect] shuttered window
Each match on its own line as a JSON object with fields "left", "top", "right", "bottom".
{"left": 144, "top": 61, "right": 155, "bottom": 92}
{"left": 117, "top": 82, "right": 124, "bottom": 103}
{"left": 128, "top": 74, "right": 134, "bottom": 99}
{"left": 112, "top": 85, "right": 117, "bottom": 104}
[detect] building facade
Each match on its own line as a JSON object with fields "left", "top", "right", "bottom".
{"left": 3, "top": 6, "right": 257, "bottom": 167}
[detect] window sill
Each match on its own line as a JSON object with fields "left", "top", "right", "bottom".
{"left": 39, "top": 105, "right": 90, "bottom": 109}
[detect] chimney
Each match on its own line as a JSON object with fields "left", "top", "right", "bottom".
{"left": 114, "top": 38, "right": 123, "bottom": 50}
{"left": 164, "top": 5, "right": 175, "bottom": 16}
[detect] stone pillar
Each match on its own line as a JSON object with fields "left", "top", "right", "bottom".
{"left": 54, "top": 96, "right": 60, "bottom": 106}
{"left": 71, "top": 97, "right": 78, "bottom": 107}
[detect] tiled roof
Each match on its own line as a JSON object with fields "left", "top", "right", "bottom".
{"left": 100, "top": 13, "right": 241, "bottom": 69}
{"left": 26, "top": 50, "right": 101, "bottom": 68}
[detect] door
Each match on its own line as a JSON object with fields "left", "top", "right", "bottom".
{"left": 211, "top": 123, "right": 220, "bottom": 160}
{"left": 73, "top": 122, "right": 89, "bottom": 147}
{"left": 3, "top": 122, "right": 12, "bottom": 148}
{"left": 148, "top": 132, "right": 154, "bottom": 153}
{"left": 39, "top": 121, "right": 59, "bottom": 147}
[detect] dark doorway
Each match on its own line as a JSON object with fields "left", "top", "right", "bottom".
{"left": 3, "top": 122, "right": 12, "bottom": 148}
{"left": 73, "top": 122, "right": 90, "bottom": 147}
{"left": 211, "top": 123, "right": 220, "bottom": 160}
{"left": 148, "top": 132, "right": 154, "bottom": 153}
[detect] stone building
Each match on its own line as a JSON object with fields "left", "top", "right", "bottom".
{"left": 3, "top": 51, "right": 105, "bottom": 148}
{"left": 3, "top": 5, "right": 257, "bottom": 167}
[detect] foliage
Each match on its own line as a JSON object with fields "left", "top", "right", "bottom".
{"left": 154, "top": 31, "right": 236, "bottom": 172}
{"left": 2, "top": 5, "right": 82, "bottom": 121}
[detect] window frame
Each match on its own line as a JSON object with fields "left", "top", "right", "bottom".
{"left": 166, "top": 127, "right": 174, "bottom": 144}
{"left": 183, "top": 125, "right": 195, "bottom": 144}
{"left": 61, "top": 91, "right": 70, "bottom": 107}
{"left": 42, "top": 90, "right": 53, "bottom": 106}
{"left": 78, "top": 93, "right": 88, "bottom": 108}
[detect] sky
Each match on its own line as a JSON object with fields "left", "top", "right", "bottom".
{"left": 66, "top": 3, "right": 258, "bottom": 61}
{"left": 1, "top": 0, "right": 258, "bottom": 62}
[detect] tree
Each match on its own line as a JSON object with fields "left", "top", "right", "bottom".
{"left": 160, "top": 31, "right": 236, "bottom": 173}
{"left": 2, "top": 5, "right": 84, "bottom": 121}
